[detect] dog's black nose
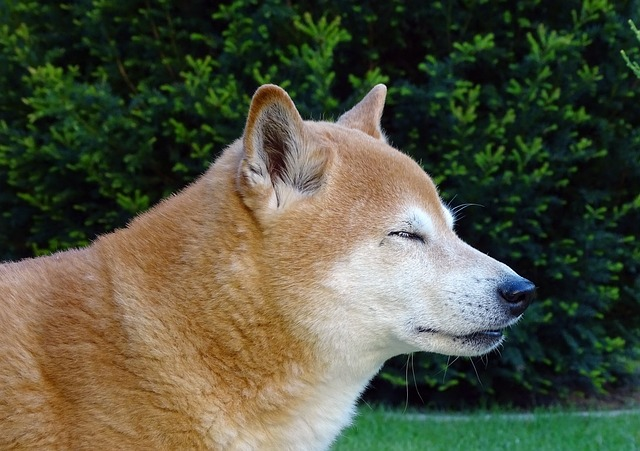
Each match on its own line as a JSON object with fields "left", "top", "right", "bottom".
{"left": 498, "top": 278, "right": 535, "bottom": 316}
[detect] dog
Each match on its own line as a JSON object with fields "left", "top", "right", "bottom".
{"left": 0, "top": 84, "right": 534, "bottom": 449}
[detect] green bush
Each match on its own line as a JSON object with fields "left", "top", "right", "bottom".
{"left": 1, "top": 0, "right": 638, "bottom": 406}
{"left": 622, "top": 20, "right": 640, "bottom": 77}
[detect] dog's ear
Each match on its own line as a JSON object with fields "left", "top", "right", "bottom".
{"left": 239, "top": 84, "right": 327, "bottom": 212}
{"left": 337, "top": 84, "right": 387, "bottom": 141}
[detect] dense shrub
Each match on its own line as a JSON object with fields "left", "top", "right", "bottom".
{"left": 1, "top": 0, "right": 638, "bottom": 406}
{"left": 622, "top": 19, "right": 640, "bottom": 77}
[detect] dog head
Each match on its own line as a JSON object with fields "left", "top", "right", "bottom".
{"left": 237, "top": 84, "right": 534, "bottom": 360}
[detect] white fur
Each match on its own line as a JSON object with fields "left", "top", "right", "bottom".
{"left": 320, "top": 205, "right": 524, "bottom": 363}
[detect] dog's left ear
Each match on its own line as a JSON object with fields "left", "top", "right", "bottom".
{"left": 337, "top": 84, "right": 387, "bottom": 141}
{"left": 239, "top": 84, "right": 328, "bottom": 212}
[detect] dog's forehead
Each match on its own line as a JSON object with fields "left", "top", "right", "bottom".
{"left": 331, "top": 132, "right": 443, "bottom": 206}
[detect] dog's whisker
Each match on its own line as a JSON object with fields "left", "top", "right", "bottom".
{"left": 448, "top": 202, "right": 485, "bottom": 223}
{"left": 451, "top": 202, "right": 485, "bottom": 214}
{"left": 480, "top": 354, "right": 490, "bottom": 368}
{"left": 469, "top": 358, "right": 484, "bottom": 388}
{"left": 403, "top": 354, "right": 411, "bottom": 413}
{"left": 442, "top": 355, "right": 459, "bottom": 384}
{"left": 410, "top": 353, "right": 425, "bottom": 405}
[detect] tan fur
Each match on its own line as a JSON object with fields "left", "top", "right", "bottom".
{"left": 0, "top": 84, "right": 533, "bottom": 449}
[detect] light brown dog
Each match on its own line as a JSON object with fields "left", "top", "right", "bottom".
{"left": 0, "top": 84, "right": 534, "bottom": 449}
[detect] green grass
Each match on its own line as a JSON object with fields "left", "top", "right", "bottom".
{"left": 333, "top": 406, "right": 640, "bottom": 450}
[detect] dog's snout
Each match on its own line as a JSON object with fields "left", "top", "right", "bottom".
{"left": 498, "top": 278, "right": 535, "bottom": 316}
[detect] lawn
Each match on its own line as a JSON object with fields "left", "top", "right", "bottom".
{"left": 333, "top": 406, "right": 640, "bottom": 450}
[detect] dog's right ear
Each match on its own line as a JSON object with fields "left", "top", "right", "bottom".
{"left": 337, "top": 84, "right": 387, "bottom": 141}
{"left": 238, "top": 85, "right": 328, "bottom": 214}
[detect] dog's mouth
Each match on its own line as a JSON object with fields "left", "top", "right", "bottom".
{"left": 417, "top": 327, "right": 504, "bottom": 344}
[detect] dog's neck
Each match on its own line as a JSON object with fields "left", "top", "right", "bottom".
{"left": 97, "top": 166, "right": 384, "bottom": 449}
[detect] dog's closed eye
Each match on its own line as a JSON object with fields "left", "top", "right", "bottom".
{"left": 388, "top": 231, "right": 425, "bottom": 243}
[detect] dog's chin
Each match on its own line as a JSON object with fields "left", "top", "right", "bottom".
{"left": 416, "top": 327, "right": 505, "bottom": 357}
